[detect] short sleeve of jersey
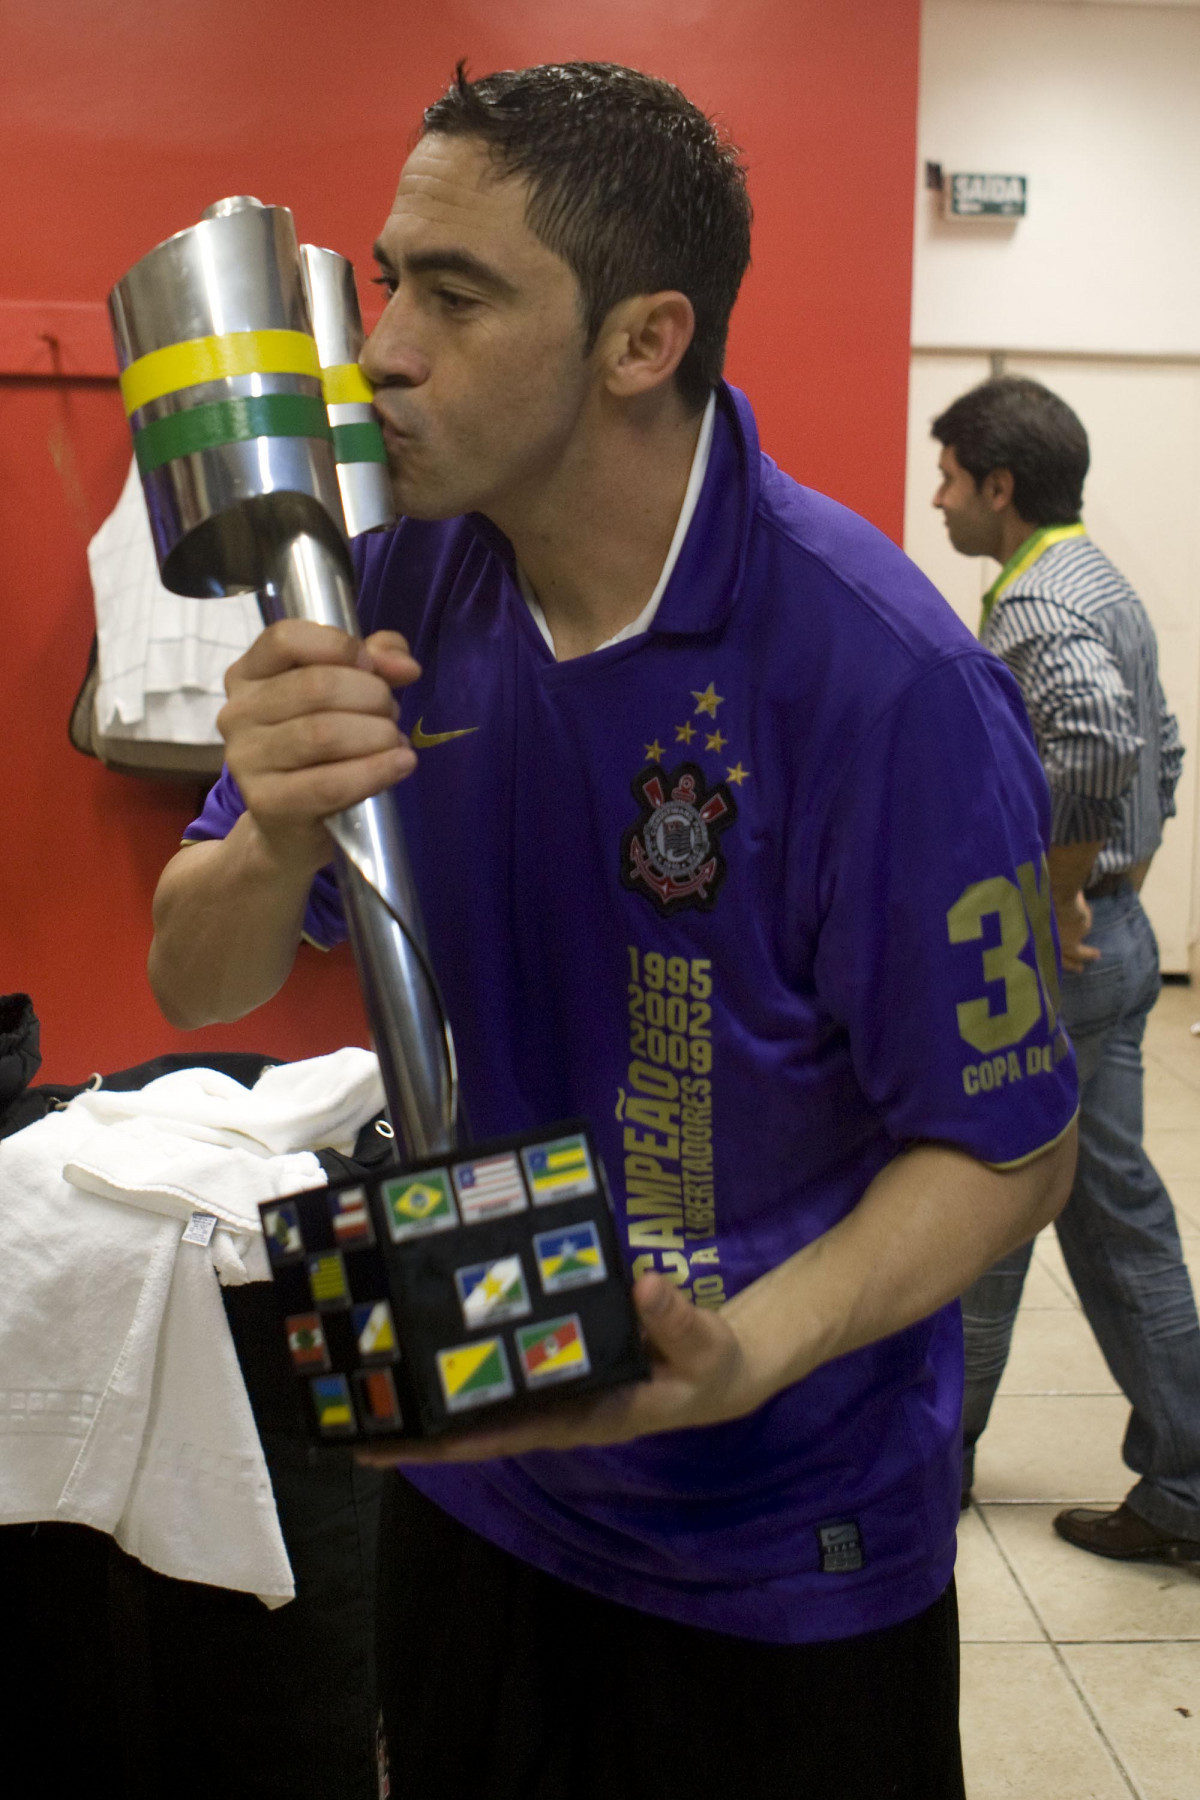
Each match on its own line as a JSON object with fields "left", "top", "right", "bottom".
{"left": 812, "top": 650, "right": 1077, "bottom": 1167}
{"left": 182, "top": 766, "right": 347, "bottom": 951}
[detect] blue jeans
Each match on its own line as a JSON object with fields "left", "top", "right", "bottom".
{"left": 961, "top": 887, "right": 1200, "bottom": 1538}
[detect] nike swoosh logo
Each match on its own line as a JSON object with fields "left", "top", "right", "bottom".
{"left": 409, "top": 716, "right": 480, "bottom": 749}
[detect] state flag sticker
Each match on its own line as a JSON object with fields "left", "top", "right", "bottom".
{"left": 311, "top": 1373, "right": 355, "bottom": 1437}
{"left": 522, "top": 1134, "right": 596, "bottom": 1206}
{"left": 452, "top": 1152, "right": 527, "bottom": 1224}
{"left": 263, "top": 1202, "right": 303, "bottom": 1264}
{"left": 516, "top": 1315, "right": 590, "bottom": 1388}
{"left": 285, "top": 1311, "right": 330, "bottom": 1372}
{"left": 437, "top": 1338, "right": 515, "bottom": 1414}
{"left": 534, "top": 1223, "right": 606, "bottom": 1295}
{"left": 382, "top": 1169, "right": 457, "bottom": 1241}
{"left": 307, "top": 1251, "right": 349, "bottom": 1310}
{"left": 352, "top": 1299, "right": 397, "bottom": 1363}
{"left": 330, "top": 1184, "right": 374, "bottom": 1250}
{"left": 355, "top": 1368, "right": 402, "bottom": 1433}
{"left": 455, "top": 1255, "right": 532, "bottom": 1330}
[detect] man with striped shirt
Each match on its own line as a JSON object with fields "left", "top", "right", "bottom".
{"left": 932, "top": 376, "right": 1199, "bottom": 1564}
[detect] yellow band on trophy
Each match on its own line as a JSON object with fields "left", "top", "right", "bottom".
{"left": 321, "top": 362, "right": 375, "bottom": 406}
{"left": 119, "top": 329, "right": 322, "bottom": 416}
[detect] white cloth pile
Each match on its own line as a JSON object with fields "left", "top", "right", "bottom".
{"left": 0, "top": 1048, "right": 384, "bottom": 1607}
{"left": 87, "top": 459, "right": 261, "bottom": 747}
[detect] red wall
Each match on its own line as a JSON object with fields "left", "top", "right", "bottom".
{"left": 0, "top": 0, "right": 919, "bottom": 1083}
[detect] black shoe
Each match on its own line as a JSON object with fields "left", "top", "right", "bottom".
{"left": 1053, "top": 1503, "right": 1200, "bottom": 1564}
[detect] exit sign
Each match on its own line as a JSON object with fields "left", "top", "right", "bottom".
{"left": 945, "top": 172, "right": 1027, "bottom": 218}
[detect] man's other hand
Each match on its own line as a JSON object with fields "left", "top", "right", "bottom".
{"left": 354, "top": 1275, "right": 755, "bottom": 1467}
{"left": 218, "top": 621, "right": 421, "bottom": 870}
{"left": 1055, "top": 889, "right": 1101, "bottom": 974}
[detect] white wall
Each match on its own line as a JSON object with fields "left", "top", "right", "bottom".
{"left": 913, "top": 0, "right": 1200, "bottom": 356}
{"left": 905, "top": 1, "right": 1200, "bottom": 973}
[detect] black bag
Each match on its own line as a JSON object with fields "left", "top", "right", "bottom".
{"left": 0, "top": 1004, "right": 387, "bottom": 1799}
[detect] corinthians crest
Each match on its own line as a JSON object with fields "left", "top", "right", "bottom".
{"left": 620, "top": 761, "right": 737, "bottom": 914}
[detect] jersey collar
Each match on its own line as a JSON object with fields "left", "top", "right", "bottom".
{"left": 649, "top": 381, "right": 758, "bottom": 638}
{"left": 980, "top": 522, "right": 1087, "bottom": 633}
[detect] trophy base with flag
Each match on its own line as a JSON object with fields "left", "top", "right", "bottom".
{"left": 259, "top": 1121, "right": 649, "bottom": 1442}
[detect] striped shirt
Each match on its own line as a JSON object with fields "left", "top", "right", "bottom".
{"left": 982, "top": 532, "right": 1183, "bottom": 876}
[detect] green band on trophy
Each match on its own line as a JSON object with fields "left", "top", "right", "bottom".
{"left": 331, "top": 421, "right": 389, "bottom": 466}
{"left": 132, "top": 393, "right": 333, "bottom": 475}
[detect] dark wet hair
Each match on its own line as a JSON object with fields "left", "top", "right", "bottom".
{"left": 422, "top": 61, "right": 752, "bottom": 410}
{"left": 932, "top": 377, "right": 1089, "bottom": 526}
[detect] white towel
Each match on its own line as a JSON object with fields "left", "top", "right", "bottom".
{"left": 88, "top": 459, "right": 261, "bottom": 744}
{"left": 65, "top": 1122, "right": 322, "bottom": 1285}
{"left": 0, "top": 1050, "right": 386, "bottom": 1607}
{"left": 67, "top": 1047, "right": 383, "bottom": 1156}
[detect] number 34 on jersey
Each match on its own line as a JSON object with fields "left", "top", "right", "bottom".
{"left": 947, "top": 856, "right": 1068, "bottom": 1097}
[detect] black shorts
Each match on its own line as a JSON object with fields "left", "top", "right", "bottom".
{"left": 377, "top": 1474, "right": 965, "bottom": 1800}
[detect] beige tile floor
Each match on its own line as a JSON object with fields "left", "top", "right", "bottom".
{"left": 958, "top": 981, "right": 1200, "bottom": 1799}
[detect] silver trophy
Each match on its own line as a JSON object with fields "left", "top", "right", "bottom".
{"left": 108, "top": 196, "right": 457, "bottom": 1158}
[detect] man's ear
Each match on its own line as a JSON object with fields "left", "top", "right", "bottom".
{"left": 981, "top": 467, "right": 1016, "bottom": 513}
{"left": 597, "top": 291, "right": 696, "bottom": 399}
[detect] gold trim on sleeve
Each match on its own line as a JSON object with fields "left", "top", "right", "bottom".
{"left": 982, "top": 1108, "right": 1079, "bottom": 1173}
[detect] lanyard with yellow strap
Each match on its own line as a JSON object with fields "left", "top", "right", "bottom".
{"left": 979, "top": 523, "right": 1087, "bottom": 635}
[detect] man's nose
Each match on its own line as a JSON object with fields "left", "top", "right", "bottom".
{"left": 360, "top": 297, "right": 430, "bottom": 390}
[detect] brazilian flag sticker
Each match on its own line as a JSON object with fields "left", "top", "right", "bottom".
{"left": 436, "top": 1337, "right": 515, "bottom": 1414}
{"left": 382, "top": 1169, "right": 457, "bottom": 1241}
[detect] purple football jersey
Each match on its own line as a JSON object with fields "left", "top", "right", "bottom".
{"left": 188, "top": 386, "right": 1076, "bottom": 1642}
